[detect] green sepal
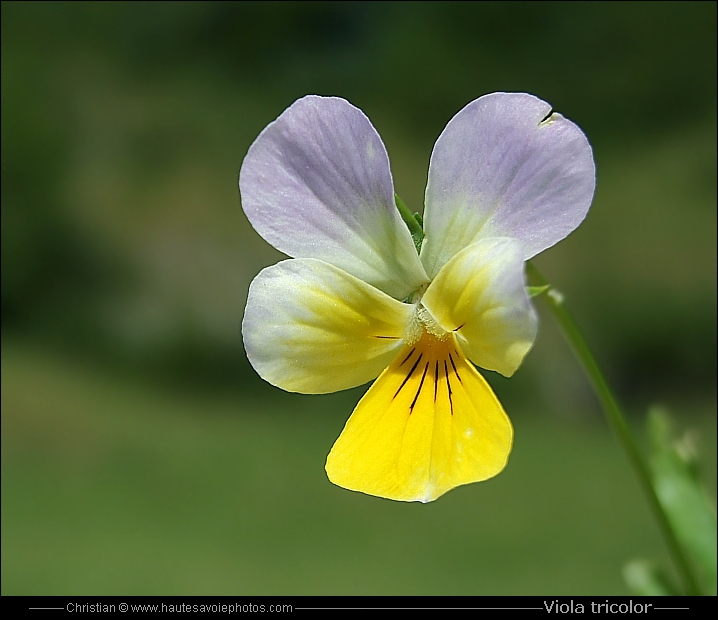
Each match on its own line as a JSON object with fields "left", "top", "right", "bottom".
{"left": 395, "top": 193, "right": 424, "bottom": 254}
{"left": 525, "top": 262, "right": 554, "bottom": 299}
{"left": 527, "top": 284, "right": 551, "bottom": 298}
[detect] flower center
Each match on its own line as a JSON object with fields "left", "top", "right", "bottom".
{"left": 405, "top": 303, "right": 449, "bottom": 346}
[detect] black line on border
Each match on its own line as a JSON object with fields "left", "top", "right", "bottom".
{"left": 448, "top": 351, "right": 463, "bottom": 384}
{"left": 410, "top": 362, "right": 430, "bottom": 413}
{"left": 444, "top": 360, "right": 454, "bottom": 415}
{"left": 394, "top": 354, "right": 422, "bottom": 400}
{"left": 400, "top": 348, "right": 416, "bottom": 366}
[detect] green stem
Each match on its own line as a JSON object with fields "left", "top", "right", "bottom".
{"left": 527, "top": 261, "right": 701, "bottom": 596}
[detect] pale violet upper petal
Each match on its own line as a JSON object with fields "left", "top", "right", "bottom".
{"left": 242, "top": 258, "right": 414, "bottom": 394}
{"left": 421, "top": 92, "right": 595, "bottom": 278}
{"left": 421, "top": 237, "right": 537, "bottom": 377}
{"left": 239, "top": 95, "right": 428, "bottom": 300}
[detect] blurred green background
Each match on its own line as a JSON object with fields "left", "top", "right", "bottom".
{"left": 2, "top": 1, "right": 716, "bottom": 595}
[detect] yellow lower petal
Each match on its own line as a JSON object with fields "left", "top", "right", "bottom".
{"left": 325, "top": 330, "right": 513, "bottom": 502}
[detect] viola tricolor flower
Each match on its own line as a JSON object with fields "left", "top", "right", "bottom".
{"left": 240, "top": 93, "right": 595, "bottom": 502}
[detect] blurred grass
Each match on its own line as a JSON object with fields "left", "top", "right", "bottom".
{"left": 3, "top": 339, "right": 715, "bottom": 595}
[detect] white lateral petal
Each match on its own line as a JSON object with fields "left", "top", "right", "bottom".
{"left": 421, "top": 92, "right": 595, "bottom": 278}
{"left": 421, "top": 238, "right": 537, "bottom": 377}
{"left": 239, "top": 95, "right": 428, "bottom": 300}
{"left": 242, "top": 258, "right": 414, "bottom": 394}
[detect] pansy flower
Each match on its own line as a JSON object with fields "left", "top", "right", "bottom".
{"left": 240, "top": 93, "right": 595, "bottom": 502}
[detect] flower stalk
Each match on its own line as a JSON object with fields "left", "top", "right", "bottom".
{"left": 526, "top": 261, "right": 702, "bottom": 596}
